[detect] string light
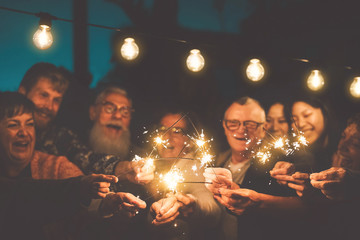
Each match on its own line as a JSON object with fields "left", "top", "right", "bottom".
{"left": 33, "top": 13, "right": 53, "bottom": 50}
{"left": 120, "top": 38, "right": 139, "bottom": 61}
{"left": 349, "top": 77, "right": 360, "bottom": 98}
{"left": 307, "top": 70, "right": 325, "bottom": 91}
{"left": 246, "top": 58, "right": 265, "bottom": 82}
{"left": 186, "top": 49, "right": 205, "bottom": 72}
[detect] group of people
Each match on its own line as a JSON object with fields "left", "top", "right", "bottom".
{"left": 0, "top": 62, "right": 359, "bottom": 239}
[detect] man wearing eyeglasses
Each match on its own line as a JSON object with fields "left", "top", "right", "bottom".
{"left": 219, "top": 96, "right": 266, "bottom": 185}
{"left": 211, "top": 96, "right": 282, "bottom": 240}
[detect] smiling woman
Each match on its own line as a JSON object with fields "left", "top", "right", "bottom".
{"left": 288, "top": 97, "right": 339, "bottom": 172}
{"left": 0, "top": 91, "right": 83, "bottom": 179}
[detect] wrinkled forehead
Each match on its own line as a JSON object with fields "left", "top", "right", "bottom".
{"left": 103, "top": 92, "right": 131, "bottom": 107}
{"left": 225, "top": 103, "right": 265, "bottom": 122}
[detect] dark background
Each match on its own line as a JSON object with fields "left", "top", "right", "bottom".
{"left": 1, "top": 0, "right": 360, "bottom": 153}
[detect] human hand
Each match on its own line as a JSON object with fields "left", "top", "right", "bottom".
{"left": 203, "top": 168, "right": 238, "bottom": 194}
{"left": 150, "top": 194, "right": 182, "bottom": 225}
{"left": 215, "top": 188, "right": 261, "bottom": 215}
{"left": 310, "top": 167, "right": 347, "bottom": 200}
{"left": 100, "top": 192, "right": 147, "bottom": 218}
{"left": 120, "top": 160, "right": 155, "bottom": 185}
{"left": 80, "top": 174, "right": 118, "bottom": 199}
{"left": 174, "top": 192, "right": 196, "bottom": 217}
{"left": 287, "top": 172, "right": 311, "bottom": 197}
{"left": 270, "top": 161, "right": 296, "bottom": 185}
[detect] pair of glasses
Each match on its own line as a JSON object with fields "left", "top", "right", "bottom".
{"left": 158, "top": 126, "right": 185, "bottom": 136}
{"left": 101, "top": 101, "right": 134, "bottom": 118}
{"left": 223, "top": 119, "right": 264, "bottom": 131}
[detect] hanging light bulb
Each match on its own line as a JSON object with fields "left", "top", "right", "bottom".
{"left": 350, "top": 77, "right": 360, "bottom": 98}
{"left": 120, "top": 38, "right": 139, "bottom": 60}
{"left": 33, "top": 14, "right": 53, "bottom": 50}
{"left": 307, "top": 70, "right": 325, "bottom": 91}
{"left": 246, "top": 58, "right": 265, "bottom": 82}
{"left": 186, "top": 49, "right": 205, "bottom": 72}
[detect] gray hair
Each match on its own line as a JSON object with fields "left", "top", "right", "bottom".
{"left": 94, "top": 86, "right": 132, "bottom": 106}
{"left": 225, "top": 96, "right": 265, "bottom": 121}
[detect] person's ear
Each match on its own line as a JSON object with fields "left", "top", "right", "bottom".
{"left": 89, "top": 105, "right": 96, "bottom": 121}
{"left": 18, "top": 86, "right": 26, "bottom": 95}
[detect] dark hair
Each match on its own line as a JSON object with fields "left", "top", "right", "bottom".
{"left": 20, "top": 62, "right": 70, "bottom": 94}
{"left": 0, "top": 92, "right": 35, "bottom": 121}
{"left": 289, "top": 97, "right": 338, "bottom": 148}
{"left": 347, "top": 113, "right": 360, "bottom": 131}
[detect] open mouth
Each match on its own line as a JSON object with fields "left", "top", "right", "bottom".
{"left": 106, "top": 124, "right": 122, "bottom": 131}
{"left": 13, "top": 141, "right": 30, "bottom": 150}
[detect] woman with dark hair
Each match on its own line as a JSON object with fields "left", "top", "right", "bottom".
{"left": 288, "top": 97, "right": 339, "bottom": 172}
{"left": 264, "top": 102, "right": 290, "bottom": 139}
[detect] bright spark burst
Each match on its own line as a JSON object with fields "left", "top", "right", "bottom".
{"left": 155, "top": 136, "right": 164, "bottom": 145}
{"left": 200, "top": 153, "right": 213, "bottom": 167}
{"left": 298, "top": 135, "right": 308, "bottom": 146}
{"left": 274, "top": 137, "right": 284, "bottom": 149}
{"left": 160, "top": 168, "right": 184, "bottom": 192}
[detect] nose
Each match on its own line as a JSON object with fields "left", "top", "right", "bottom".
{"left": 17, "top": 127, "right": 29, "bottom": 138}
{"left": 294, "top": 117, "right": 305, "bottom": 130}
{"left": 112, "top": 110, "right": 123, "bottom": 120}
{"left": 272, "top": 121, "right": 280, "bottom": 132}
{"left": 43, "top": 99, "right": 53, "bottom": 111}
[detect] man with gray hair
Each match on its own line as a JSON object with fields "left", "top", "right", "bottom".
{"left": 206, "top": 96, "right": 282, "bottom": 240}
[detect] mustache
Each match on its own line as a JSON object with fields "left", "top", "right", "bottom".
{"left": 105, "top": 120, "right": 128, "bottom": 130}
{"left": 35, "top": 107, "right": 56, "bottom": 118}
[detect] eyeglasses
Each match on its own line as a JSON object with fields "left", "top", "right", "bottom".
{"left": 158, "top": 126, "right": 185, "bottom": 136}
{"left": 101, "top": 101, "right": 134, "bottom": 118}
{"left": 223, "top": 119, "right": 264, "bottom": 131}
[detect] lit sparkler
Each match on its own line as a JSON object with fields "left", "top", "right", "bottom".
{"left": 160, "top": 168, "right": 184, "bottom": 192}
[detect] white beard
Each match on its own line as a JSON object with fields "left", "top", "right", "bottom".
{"left": 89, "top": 122, "right": 131, "bottom": 158}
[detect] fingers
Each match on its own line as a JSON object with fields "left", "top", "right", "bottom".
{"left": 292, "top": 172, "right": 309, "bottom": 180}
{"left": 310, "top": 180, "right": 341, "bottom": 191}
{"left": 270, "top": 161, "right": 295, "bottom": 176}
{"left": 175, "top": 193, "right": 192, "bottom": 206}
{"left": 310, "top": 167, "right": 344, "bottom": 181}
{"left": 152, "top": 212, "right": 180, "bottom": 226}
{"left": 120, "top": 192, "right": 147, "bottom": 209}
{"left": 91, "top": 174, "right": 118, "bottom": 184}
{"left": 287, "top": 182, "right": 305, "bottom": 192}
{"left": 272, "top": 174, "right": 296, "bottom": 182}
{"left": 204, "top": 168, "right": 232, "bottom": 179}
{"left": 159, "top": 197, "right": 177, "bottom": 216}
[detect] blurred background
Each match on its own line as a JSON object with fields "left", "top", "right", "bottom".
{"left": 1, "top": 0, "right": 359, "bottom": 152}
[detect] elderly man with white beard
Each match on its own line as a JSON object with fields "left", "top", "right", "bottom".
{"left": 88, "top": 86, "right": 154, "bottom": 185}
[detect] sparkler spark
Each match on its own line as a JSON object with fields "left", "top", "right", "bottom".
{"left": 160, "top": 168, "right": 184, "bottom": 192}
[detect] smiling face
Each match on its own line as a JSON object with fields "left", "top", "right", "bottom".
{"left": 332, "top": 124, "right": 360, "bottom": 170}
{"left": 264, "top": 103, "right": 289, "bottom": 137}
{"left": 291, "top": 101, "right": 325, "bottom": 145}
{"left": 223, "top": 102, "right": 265, "bottom": 156}
{"left": 157, "top": 114, "right": 189, "bottom": 158}
{"left": 19, "top": 77, "right": 64, "bottom": 130}
{"left": 0, "top": 112, "right": 35, "bottom": 170}
{"left": 90, "top": 92, "right": 132, "bottom": 139}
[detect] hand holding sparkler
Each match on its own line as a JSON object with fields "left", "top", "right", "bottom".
{"left": 150, "top": 193, "right": 182, "bottom": 225}
{"left": 203, "top": 168, "right": 237, "bottom": 194}
{"left": 310, "top": 167, "right": 350, "bottom": 200}
{"left": 270, "top": 161, "right": 296, "bottom": 185}
{"left": 100, "top": 192, "right": 146, "bottom": 218}
{"left": 80, "top": 174, "right": 118, "bottom": 199}
{"left": 115, "top": 157, "right": 155, "bottom": 185}
{"left": 215, "top": 188, "right": 261, "bottom": 216}
{"left": 174, "top": 192, "right": 196, "bottom": 217}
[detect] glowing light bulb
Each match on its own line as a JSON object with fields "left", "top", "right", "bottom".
{"left": 350, "top": 77, "right": 360, "bottom": 98}
{"left": 186, "top": 49, "right": 205, "bottom": 72}
{"left": 121, "top": 38, "right": 139, "bottom": 60}
{"left": 33, "top": 25, "right": 53, "bottom": 50}
{"left": 246, "top": 58, "right": 265, "bottom": 82}
{"left": 307, "top": 70, "right": 324, "bottom": 91}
